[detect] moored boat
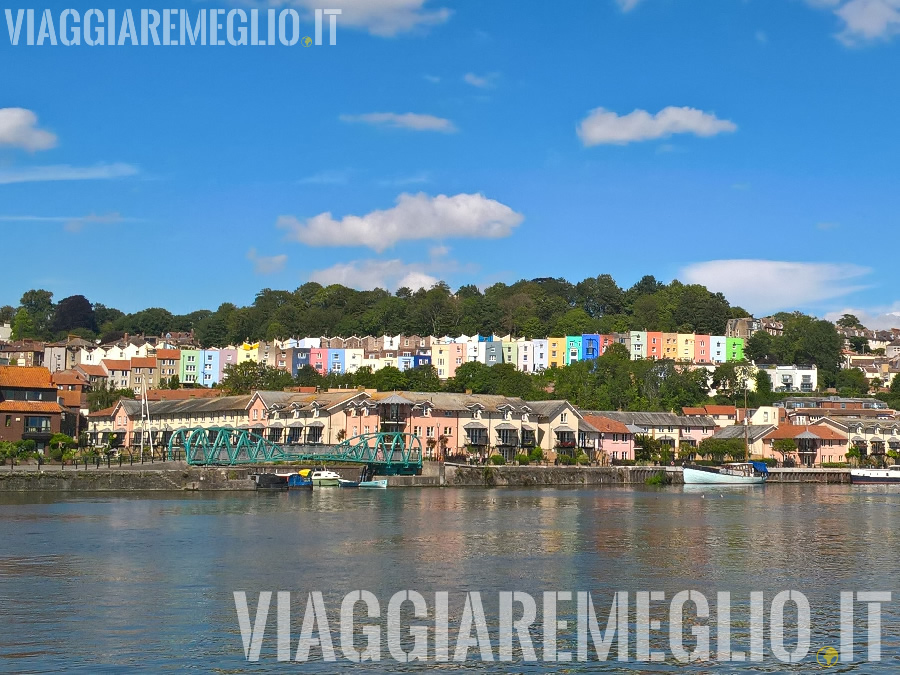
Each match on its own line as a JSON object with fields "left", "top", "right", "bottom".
{"left": 683, "top": 462, "right": 768, "bottom": 485}
{"left": 287, "top": 473, "right": 313, "bottom": 490}
{"left": 359, "top": 479, "right": 388, "bottom": 489}
{"left": 339, "top": 479, "right": 360, "bottom": 488}
{"left": 850, "top": 465, "right": 900, "bottom": 484}
{"left": 309, "top": 469, "right": 341, "bottom": 487}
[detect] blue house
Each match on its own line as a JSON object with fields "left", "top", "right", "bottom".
{"left": 581, "top": 334, "right": 600, "bottom": 361}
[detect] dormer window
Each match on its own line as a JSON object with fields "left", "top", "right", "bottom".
{"left": 522, "top": 414, "right": 529, "bottom": 422}
{"left": 504, "top": 410, "right": 512, "bottom": 421}
{"left": 473, "top": 409, "right": 482, "bottom": 420}
{"left": 561, "top": 412, "right": 568, "bottom": 424}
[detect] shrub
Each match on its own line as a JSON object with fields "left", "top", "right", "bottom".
{"left": 558, "top": 455, "right": 575, "bottom": 466}
{"left": 575, "top": 453, "right": 591, "bottom": 466}
{"left": 760, "top": 457, "right": 778, "bottom": 467}
{"left": 489, "top": 454, "right": 506, "bottom": 466}
{"left": 528, "top": 447, "right": 544, "bottom": 462}
{"left": 821, "top": 462, "right": 849, "bottom": 468}
{"left": 645, "top": 471, "right": 671, "bottom": 486}
{"left": 514, "top": 454, "right": 530, "bottom": 466}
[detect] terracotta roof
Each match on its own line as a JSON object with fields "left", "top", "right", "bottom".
{"left": 77, "top": 364, "right": 107, "bottom": 377}
{"left": 57, "top": 390, "right": 84, "bottom": 408}
{"left": 764, "top": 425, "right": 846, "bottom": 441}
{"left": 704, "top": 405, "right": 737, "bottom": 415}
{"left": 0, "top": 365, "right": 53, "bottom": 389}
{"left": 156, "top": 349, "right": 181, "bottom": 359}
{"left": 682, "top": 407, "right": 707, "bottom": 415}
{"left": 51, "top": 370, "right": 87, "bottom": 386}
{"left": 88, "top": 405, "right": 116, "bottom": 418}
{"left": 101, "top": 359, "right": 131, "bottom": 371}
{"left": 581, "top": 414, "right": 631, "bottom": 435}
{"left": 0, "top": 400, "right": 62, "bottom": 413}
{"left": 131, "top": 357, "right": 157, "bottom": 368}
{"left": 146, "top": 388, "right": 223, "bottom": 401}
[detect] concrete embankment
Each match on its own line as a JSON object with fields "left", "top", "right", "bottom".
{"left": 0, "top": 463, "right": 851, "bottom": 491}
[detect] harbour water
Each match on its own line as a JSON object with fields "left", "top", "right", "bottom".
{"left": 1, "top": 485, "right": 899, "bottom": 672}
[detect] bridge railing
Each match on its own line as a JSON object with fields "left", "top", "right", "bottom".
{"left": 168, "top": 427, "right": 423, "bottom": 475}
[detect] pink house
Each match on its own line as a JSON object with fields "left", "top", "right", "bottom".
{"left": 310, "top": 348, "right": 329, "bottom": 376}
{"left": 430, "top": 343, "right": 466, "bottom": 379}
{"left": 693, "top": 335, "right": 712, "bottom": 363}
{"left": 583, "top": 414, "right": 635, "bottom": 461}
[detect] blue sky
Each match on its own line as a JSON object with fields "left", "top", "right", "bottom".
{"left": 2, "top": 0, "right": 899, "bottom": 326}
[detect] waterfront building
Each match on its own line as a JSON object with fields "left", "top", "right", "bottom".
{"left": 0, "top": 366, "right": 68, "bottom": 451}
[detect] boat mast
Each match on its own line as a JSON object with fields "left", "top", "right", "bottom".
{"left": 743, "top": 386, "right": 749, "bottom": 462}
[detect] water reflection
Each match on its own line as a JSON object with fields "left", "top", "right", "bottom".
{"left": 0, "top": 485, "right": 899, "bottom": 672}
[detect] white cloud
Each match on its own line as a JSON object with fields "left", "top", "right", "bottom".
{"left": 616, "top": 0, "right": 643, "bottom": 11}
{"left": 339, "top": 112, "right": 457, "bottom": 133}
{"left": 247, "top": 248, "right": 288, "bottom": 275}
{"left": 0, "top": 163, "right": 138, "bottom": 185}
{"left": 423, "top": 74, "right": 441, "bottom": 83}
{"left": 376, "top": 171, "right": 431, "bottom": 187}
{"left": 755, "top": 30, "right": 768, "bottom": 44}
{"left": 0, "top": 212, "right": 131, "bottom": 232}
{"left": 680, "top": 260, "right": 870, "bottom": 314}
{"left": 298, "top": 169, "right": 352, "bottom": 185}
{"left": 278, "top": 192, "right": 523, "bottom": 252}
{"left": 0, "top": 108, "right": 57, "bottom": 151}
{"left": 825, "top": 304, "right": 900, "bottom": 330}
{"left": 578, "top": 106, "right": 737, "bottom": 146}
{"left": 310, "top": 258, "right": 439, "bottom": 291}
{"left": 248, "top": 0, "right": 450, "bottom": 36}
{"left": 463, "top": 72, "right": 498, "bottom": 88}
{"left": 836, "top": 0, "right": 900, "bottom": 43}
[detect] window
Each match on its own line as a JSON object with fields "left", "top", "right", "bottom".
{"left": 443, "top": 427, "right": 452, "bottom": 436}
{"left": 4, "top": 415, "right": 9, "bottom": 427}
{"left": 561, "top": 412, "right": 568, "bottom": 423}
{"left": 252, "top": 409, "right": 258, "bottom": 420}
{"left": 427, "top": 427, "right": 435, "bottom": 437}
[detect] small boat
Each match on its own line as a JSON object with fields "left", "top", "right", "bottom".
{"left": 359, "top": 479, "right": 388, "bottom": 489}
{"left": 683, "top": 462, "right": 768, "bottom": 485}
{"left": 310, "top": 469, "right": 341, "bottom": 487}
{"left": 251, "top": 473, "right": 289, "bottom": 490}
{"left": 287, "top": 473, "right": 313, "bottom": 490}
{"left": 850, "top": 465, "right": 900, "bottom": 484}
{"left": 339, "top": 479, "right": 360, "bottom": 488}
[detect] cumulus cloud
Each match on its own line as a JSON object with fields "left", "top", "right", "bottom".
{"left": 339, "top": 112, "right": 457, "bottom": 133}
{"left": 278, "top": 192, "right": 523, "bottom": 252}
{"left": 825, "top": 304, "right": 900, "bottom": 330}
{"left": 0, "top": 108, "right": 57, "bottom": 151}
{"left": 463, "top": 72, "right": 498, "bottom": 88}
{"left": 680, "top": 260, "right": 871, "bottom": 314}
{"left": 247, "top": 248, "right": 288, "bottom": 275}
{"left": 836, "top": 0, "right": 900, "bottom": 43}
{"left": 310, "top": 259, "right": 439, "bottom": 291}
{"left": 578, "top": 106, "right": 737, "bottom": 146}
{"left": 0, "top": 163, "right": 138, "bottom": 185}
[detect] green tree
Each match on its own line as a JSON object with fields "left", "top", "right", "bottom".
{"left": 11, "top": 308, "right": 35, "bottom": 339}
{"left": 51, "top": 295, "right": 97, "bottom": 334}
{"left": 374, "top": 366, "right": 408, "bottom": 392}
{"left": 835, "top": 368, "right": 868, "bottom": 396}
{"left": 772, "top": 438, "right": 797, "bottom": 464}
{"left": 19, "top": 289, "right": 54, "bottom": 338}
{"left": 837, "top": 314, "right": 864, "bottom": 329}
{"left": 87, "top": 381, "right": 135, "bottom": 412}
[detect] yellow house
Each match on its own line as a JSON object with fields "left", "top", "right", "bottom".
{"left": 676, "top": 334, "right": 695, "bottom": 362}
{"left": 662, "top": 333, "right": 679, "bottom": 360}
{"left": 237, "top": 342, "right": 259, "bottom": 364}
{"left": 547, "top": 338, "right": 565, "bottom": 369}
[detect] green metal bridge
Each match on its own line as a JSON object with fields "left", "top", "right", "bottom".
{"left": 167, "top": 428, "right": 423, "bottom": 475}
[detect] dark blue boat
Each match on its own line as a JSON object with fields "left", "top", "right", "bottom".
{"left": 287, "top": 473, "right": 313, "bottom": 490}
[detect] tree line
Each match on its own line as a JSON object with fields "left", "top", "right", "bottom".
{"left": 3, "top": 274, "right": 745, "bottom": 346}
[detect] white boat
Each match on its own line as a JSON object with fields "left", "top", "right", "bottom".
{"left": 359, "top": 479, "right": 388, "bottom": 489}
{"left": 850, "top": 465, "right": 900, "bottom": 484}
{"left": 683, "top": 462, "right": 768, "bottom": 485}
{"left": 309, "top": 470, "right": 341, "bottom": 487}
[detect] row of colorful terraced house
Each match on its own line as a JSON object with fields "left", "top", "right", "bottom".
{"left": 83, "top": 389, "right": 898, "bottom": 467}
{"left": 20, "top": 332, "right": 749, "bottom": 393}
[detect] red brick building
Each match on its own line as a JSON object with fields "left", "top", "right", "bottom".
{"left": 0, "top": 366, "right": 67, "bottom": 451}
